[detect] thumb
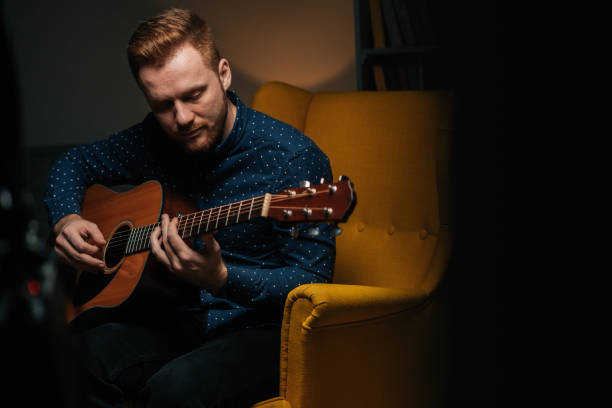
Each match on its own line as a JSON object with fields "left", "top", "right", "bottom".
{"left": 198, "top": 233, "right": 219, "bottom": 252}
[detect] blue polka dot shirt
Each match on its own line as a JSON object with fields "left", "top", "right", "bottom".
{"left": 44, "top": 91, "right": 335, "bottom": 333}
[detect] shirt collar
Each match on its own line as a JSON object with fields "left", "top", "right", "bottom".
{"left": 213, "top": 90, "right": 248, "bottom": 158}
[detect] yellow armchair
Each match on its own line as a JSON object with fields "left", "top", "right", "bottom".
{"left": 250, "top": 82, "right": 454, "bottom": 408}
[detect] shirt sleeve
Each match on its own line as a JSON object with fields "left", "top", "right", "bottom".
{"left": 217, "top": 144, "right": 336, "bottom": 309}
{"left": 44, "top": 126, "right": 148, "bottom": 227}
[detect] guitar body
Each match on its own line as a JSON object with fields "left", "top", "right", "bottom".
{"left": 67, "top": 180, "right": 198, "bottom": 328}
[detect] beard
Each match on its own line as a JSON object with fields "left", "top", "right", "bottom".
{"left": 176, "top": 96, "right": 229, "bottom": 158}
{"left": 186, "top": 87, "right": 230, "bottom": 154}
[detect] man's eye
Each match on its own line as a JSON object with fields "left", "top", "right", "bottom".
{"left": 188, "top": 91, "right": 201, "bottom": 101}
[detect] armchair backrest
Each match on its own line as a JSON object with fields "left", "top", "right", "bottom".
{"left": 251, "top": 82, "right": 453, "bottom": 295}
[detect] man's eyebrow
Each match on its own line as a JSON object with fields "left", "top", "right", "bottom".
{"left": 182, "top": 85, "right": 206, "bottom": 96}
{"left": 150, "top": 85, "right": 206, "bottom": 104}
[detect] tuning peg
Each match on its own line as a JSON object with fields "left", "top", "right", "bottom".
{"left": 338, "top": 175, "right": 349, "bottom": 182}
{"left": 307, "top": 226, "right": 320, "bottom": 237}
{"left": 320, "top": 178, "right": 325, "bottom": 184}
{"left": 299, "top": 180, "right": 311, "bottom": 188}
{"left": 290, "top": 226, "right": 299, "bottom": 239}
{"left": 333, "top": 227, "right": 343, "bottom": 236}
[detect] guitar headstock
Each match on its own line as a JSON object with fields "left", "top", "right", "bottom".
{"left": 265, "top": 176, "right": 356, "bottom": 224}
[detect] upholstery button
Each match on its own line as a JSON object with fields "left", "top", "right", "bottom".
{"left": 387, "top": 225, "right": 395, "bottom": 235}
{"left": 357, "top": 222, "right": 365, "bottom": 232}
{"left": 419, "top": 229, "right": 428, "bottom": 240}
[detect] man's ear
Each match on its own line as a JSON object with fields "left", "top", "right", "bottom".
{"left": 218, "top": 58, "right": 232, "bottom": 91}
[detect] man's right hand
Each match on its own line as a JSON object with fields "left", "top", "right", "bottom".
{"left": 53, "top": 214, "right": 107, "bottom": 271}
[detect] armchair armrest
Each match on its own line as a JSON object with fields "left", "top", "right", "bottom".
{"left": 278, "top": 283, "right": 444, "bottom": 408}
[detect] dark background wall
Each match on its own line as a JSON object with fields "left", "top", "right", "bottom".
{"left": 3, "top": 0, "right": 356, "bottom": 147}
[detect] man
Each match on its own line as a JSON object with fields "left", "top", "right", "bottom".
{"left": 45, "top": 8, "right": 335, "bottom": 407}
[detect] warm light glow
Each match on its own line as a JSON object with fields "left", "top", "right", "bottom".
{"left": 159, "top": 0, "right": 357, "bottom": 97}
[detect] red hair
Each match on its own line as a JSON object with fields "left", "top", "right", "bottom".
{"left": 127, "top": 8, "right": 220, "bottom": 81}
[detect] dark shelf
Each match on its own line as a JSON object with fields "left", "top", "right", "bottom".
{"left": 362, "top": 46, "right": 445, "bottom": 55}
{"left": 354, "top": 0, "right": 450, "bottom": 91}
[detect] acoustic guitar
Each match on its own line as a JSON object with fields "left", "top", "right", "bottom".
{"left": 66, "top": 177, "right": 356, "bottom": 327}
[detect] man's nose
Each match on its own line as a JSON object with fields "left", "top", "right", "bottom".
{"left": 174, "top": 101, "right": 194, "bottom": 128}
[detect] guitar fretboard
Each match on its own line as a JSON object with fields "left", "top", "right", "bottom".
{"left": 123, "top": 195, "right": 268, "bottom": 255}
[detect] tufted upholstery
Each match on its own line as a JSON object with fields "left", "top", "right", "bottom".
{"left": 250, "top": 82, "right": 453, "bottom": 408}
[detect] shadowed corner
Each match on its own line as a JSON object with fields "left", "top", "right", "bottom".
{"left": 0, "top": 2, "right": 79, "bottom": 406}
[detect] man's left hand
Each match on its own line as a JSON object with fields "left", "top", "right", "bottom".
{"left": 150, "top": 213, "right": 228, "bottom": 294}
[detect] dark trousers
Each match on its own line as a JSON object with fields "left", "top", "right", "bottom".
{"left": 72, "top": 312, "right": 281, "bottom": 407}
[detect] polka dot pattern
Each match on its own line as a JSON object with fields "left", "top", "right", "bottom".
{"left": 44, "top": 91, "right": 335, "bottom": 333}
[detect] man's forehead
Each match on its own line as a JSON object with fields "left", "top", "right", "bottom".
{"left": 139, "top": 44, "right": 216, "bottom": 101}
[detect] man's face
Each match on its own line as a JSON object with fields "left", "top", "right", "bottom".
{"left": 139, "top": 43, "right": 232, "bottom": 154}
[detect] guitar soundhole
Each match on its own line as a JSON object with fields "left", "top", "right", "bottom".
{"left": 105, "top": 224, "right": 131, "bottom": 268}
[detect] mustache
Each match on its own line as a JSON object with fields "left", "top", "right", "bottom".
{"left": 177, "top": 124, "right": 204, "bottom": 134}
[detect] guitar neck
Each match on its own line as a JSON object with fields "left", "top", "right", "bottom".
{"left": 124, "top": 194, "right": 271, "bottom": 255}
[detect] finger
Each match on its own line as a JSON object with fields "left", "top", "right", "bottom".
{"left": 167, "top": 217, "right": 195, "bottom": 260}
{"left": 150, "top": 226, "right": 172, "bottom": 270}
{"left": 166, "top": 217, "right": 199, "bottom": 270}
{"left": 55, "top": 242, "right": 105, "bottom": 271}
{"left": 59, "top": 234, "right": 105, "bottom": 270}
{"left": 84, "top": 221, "right": 106, "bottom": 246}
{"left": 62, "top": 226, "right": 102, "bottom": 256}
{"left": 161, "top": 214, "right": 180, "bottom": 269}
{"left": 199, "top": 233, "right": 221, "bottom": 254}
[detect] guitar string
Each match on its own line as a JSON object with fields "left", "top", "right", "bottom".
{"left": 105, "top": 201, "right": 336, "bottom": 253}
{"left": 103, "top": 191, "right": 337, "bottom": 252}
{"left": 105, "top": 203, "right": 267, "bottom": 251}
{"left": 103, "top": 189, "right": 333, "bottom": 246}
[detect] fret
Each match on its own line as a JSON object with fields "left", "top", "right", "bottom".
{"left": 236, "top": 201, "right": 242, "bottom": 223}
{"left": 248, "top": 197, "right": 255, "bottom": 220}
{"left": 187, "top": 213, "right": 194, "bottom": 238}
{"left": 214, "top": 205, "right": 221, "bottom": 230}
{"left": 178, "top": 215, "right": 185, "bottom": 239}
{"left": 196, "top": 210, "right": 203, "bottom": 235}
{"left": 225, "top": 203, "right": 232, "bottom": 226}
{"left": 205, "top": 208, "right": 213, "bottom": 233}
